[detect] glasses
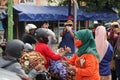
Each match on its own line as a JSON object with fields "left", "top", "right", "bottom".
{"left": 65, "top": 24, "right": 72, "bottom": 26}
{"left": 114, "top": 25, "right": 119, "bottom": 28}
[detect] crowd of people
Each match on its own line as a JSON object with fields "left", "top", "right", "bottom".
{"left": 0, "top": 20, "right": 120, "bottom": 80}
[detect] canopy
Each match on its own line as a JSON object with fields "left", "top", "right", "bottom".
{"left": 78, "top": 8, "right": 119, "bottom": 21}
{"left": 13, "top": 4, "right": 119, "bottom": 21}
{"left": 13, "top": 4, "right": 69, "bottom": 21}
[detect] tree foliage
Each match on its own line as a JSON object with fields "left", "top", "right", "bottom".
{"left": 48, "top": 0, "right": 120, "bottom": 14}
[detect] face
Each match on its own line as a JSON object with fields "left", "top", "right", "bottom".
{"left": 29, "top": 29, "right": 36, "bottom": 34}
{"left": 39, "top": 36, "right": 49, "bottom": 44}
{"left": 42, "top": 23, "right": 49, "bottom": 29}
{"left": 74, "top": 36, "right": 82, "bottom": 48}
{"left": 113, "top": 25, "right": 120, "bottom": 33}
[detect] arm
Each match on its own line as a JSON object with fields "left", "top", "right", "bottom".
{"left": 76, "top": 54, "right": 99, "bottom": 77}
{"left": 60, "top": 28, "right": 66, "bottom": 37}
{"left": 66, "top": 26, "right": 74, "bottom": 38}
{"left": 43, "top": 46, "right": 61, "bottom": 60}
{"left": 60, "top": 26, "right": 74, "bottom": 38}
{"left": 68, "top": 29, "right": 74, "bottom": 38}
{"left": 12, "top": 63, "right": 39, "bottom": 80}
{"left": 67, "top": 54, "right": 77, "bottom": 65}
{"left": 43, "top": 45, "right": 71, "bottom": 60}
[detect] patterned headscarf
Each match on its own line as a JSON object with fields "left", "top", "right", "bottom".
{"left": 74, "top": 29, "right": 100, "bottom": 61}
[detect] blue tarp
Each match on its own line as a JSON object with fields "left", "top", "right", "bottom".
{"left": 13, "top": 4, "right": 119, "bottom": 21}
{"left": 77, "top": 8, "right": 119, "bottom": 21}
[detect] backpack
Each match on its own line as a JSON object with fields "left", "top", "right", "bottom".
{"left": 113, "top": 36, "right": 120, "bottom": 60}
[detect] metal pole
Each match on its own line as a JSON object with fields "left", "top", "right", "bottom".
{"left": 8, "top": 0, "right": 13, "bottom": 41}
{"left": 68, "top": 0, "right": 71, "bottom": 20}
{"left": 73, "top": 0, "right": 77, "bottom": 31}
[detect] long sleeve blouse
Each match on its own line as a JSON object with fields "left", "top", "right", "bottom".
{"left": 67, "top": 53, "right": 100, "bottom": 80}
{"left": 35, "top": 42, "right": 61, "bottom": 68}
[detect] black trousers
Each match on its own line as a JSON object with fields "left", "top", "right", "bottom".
{"left": 111, "top": 69, "right": 117, "bottom": 80}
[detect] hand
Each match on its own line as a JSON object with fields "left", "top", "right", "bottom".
{"left": 62, "top": 61, "right": 69, "bottom": 67}
{"left": 34, "top": 63, "right": 46, "bottom": 71}
{"left": 64, "top": 46, "right": 71, "bottom": 53}
{"left": 80, "top": 58, "right": 85, "bottom": 68}
{"left": 67, "top": 65, "right": 76, "bottom": 75}
{"left": 0, "top": 43, "right": 6, "bottom": 46}
{"left": 57, "top": 48, "right": 64, "bottom": 53}
{"left": 67, "top": 65, "right": 76, "bottom": 71}
{"left": 66, "top": 26, "right": 72, "bottom": 32}
{"left": 58, "top": 47, "right": 71, "bottom": 57}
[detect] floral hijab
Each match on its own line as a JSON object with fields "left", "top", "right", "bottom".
{"left": 74, "top": 29, "right": 100, "bottom": 61}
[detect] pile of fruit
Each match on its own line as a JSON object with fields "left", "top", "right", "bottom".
{"left": 19, "top": 51, "right": 46, "bottom": 69}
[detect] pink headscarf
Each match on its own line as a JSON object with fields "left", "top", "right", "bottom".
{"left": 95, "top": 26, "right": 109, "bottom": 61}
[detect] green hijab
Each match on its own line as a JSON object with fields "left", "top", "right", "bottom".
{"left": 74, "top": 29, "right": 100, "bottom": 61}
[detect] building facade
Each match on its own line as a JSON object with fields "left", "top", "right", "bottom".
{"left": 0, "top": 0, "right": 50, "bottom": 7}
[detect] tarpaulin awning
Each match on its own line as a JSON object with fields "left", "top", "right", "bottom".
{"left": 13, "top": 4, "right": 69, "bottom": 21}
{"left": 13, "top": 4, "right": 119, "bottom": 21}
{"left": 77, "top": 8, "right": 119, "bottom": 21}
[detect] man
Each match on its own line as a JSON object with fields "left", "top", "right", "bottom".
{"left": 22, "top": 24, "right": 37, "bottom": 45}
{"left": 59, "top": 20, "right": 75, "bottom": 59}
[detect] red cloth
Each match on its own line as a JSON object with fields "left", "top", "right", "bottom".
{"left": 35, "top": 42, "right": 61, "bottom": 68}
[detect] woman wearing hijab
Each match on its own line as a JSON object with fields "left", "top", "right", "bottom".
{"left": 67, "top": 29, "right": 100, "bottom": 80}
{"left": 95, "top": 26, "right": 113, "bottom": 80}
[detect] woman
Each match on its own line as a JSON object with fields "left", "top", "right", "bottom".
{"left": 95, "top": 25, "right": 113, "bottom": 80}
{"left": 67, "top": 29, "right": 100, "bottom": 80}
{"left": 34, "top": 28, "right": 71, "bottom": 68}
{"left": 108, "top": 22, "right": 120, "bottom": 80}
{"left": 34, "top": 28, "right": 71, "bottom": 80}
